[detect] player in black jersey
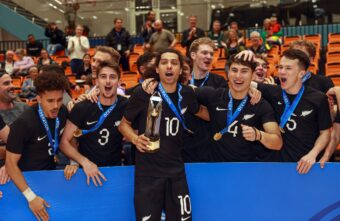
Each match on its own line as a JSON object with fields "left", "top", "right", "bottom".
{"left": 0, "top": 115, "right": 9, "bottom": 198}
{"left": 319, "top": 86, "right": 340, "bottom": 168}
{"left": 60, "top": 61, "right": 127, "bottom": 185}
{"left": 182, "top": 37, "right": 227, "bottom": 162}
{"left": 250, "top": 49, "right": 332, "bottom": 174}
{"left": 119, "top": 48, "right": 209, "bottom": 221}
{"left": 195, "top": 55, "right": 282, "bottom": 162}
{"left": 5, "top": 71, "right": 69, "bottom": 221}
{"left": 289, "top": 40, "right": 334, "bottom": 93}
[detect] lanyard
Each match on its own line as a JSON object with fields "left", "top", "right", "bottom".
{"left": 302, "top": 71, "right": 312, "bottom": 83}
{"left": 81, "top": 97, "right": 118, "bottom": 136}
{"left": 280, "top": 86, "right": 305, "bottom": 130}
{"left": 158, "top": 83, "right": 192, "bottom": 133}
{"left": 38, "top": 104, "right": 60, "bottom": 155}
{"left": 190, "top": 71, "right": 210, "bottom": 87}
{"left": 214, "top": 90, "right": 248, "bottom": 140}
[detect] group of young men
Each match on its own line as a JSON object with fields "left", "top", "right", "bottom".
{"left": 0, "top": 35, "right": 339, "bottom": 221}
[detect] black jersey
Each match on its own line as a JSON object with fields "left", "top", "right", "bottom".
{"left": 304, "top": 73, "right": 334, "bottom": 94}
{"left": 258, "top": 84, "right": 332, "bottom": 162}
{"left": 6, "top": 105, "right": 68, "bottom": 171}
{"left": 0, "top": 115, "right": 5, "bottom": 130}
{"left": 196, "top": 87, "right": 276, "bottom": 162}
{"left": 182, "top": 73, "right": 227, "bottom": 162}
{"left": 124, "top": 85, "right": 200, "bottom": 177}
{"left": 69, "top": 96, "right": 128, "bottom": 167}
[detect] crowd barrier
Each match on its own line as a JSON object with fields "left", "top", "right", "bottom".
{"left": 0, "top": 163, "right": 340, "bottom": 221}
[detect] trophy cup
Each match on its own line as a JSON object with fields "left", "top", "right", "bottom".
{"left": 144, "top": 93, "right": 163, "bottom": 152}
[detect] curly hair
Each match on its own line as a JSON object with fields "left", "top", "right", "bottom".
{"left": 34, "top": 71, "right": 69, "bottom": 95}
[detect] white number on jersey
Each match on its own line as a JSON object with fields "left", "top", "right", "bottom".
{"left": 165, "top": 117, "right": 179, "bottom": 136}
{"left": 228, "top": 120, "right": 238, "bottom": 137}
{"left": 98, "top": 128, "right": 109, "bottom": 146}
{"left": 178, "top": 194, "right": 192, "bottom": 215}
{"left": 286, "top": 118, "right": 297, "bottom": 131}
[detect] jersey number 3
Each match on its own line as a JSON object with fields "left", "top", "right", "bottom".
{"left": 98, "top": 128, "right": 109, "bottom": 146}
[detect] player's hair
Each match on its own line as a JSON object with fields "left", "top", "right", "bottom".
{"left": 96, "top": 61, "right": 121, "bottom": 79}
{"left": 136, "top": 52, "right": 157, "bottom": 74}
{"left": 96, "top": 46, "right": 121, "bottom": 64}
{"left": 289, "top": 40, "right": 316, "bottom": 59}
{"left": 34, "top": 71, "right": 69, "bottom": 95}
{"left": 228, "top": 54, "right": 257, "bottom": 72}
{"left": 282, "top": 49, "right": 310, "bottom": 71}
{"left": 189, "top": 37, "right": 216, "bottom": 55}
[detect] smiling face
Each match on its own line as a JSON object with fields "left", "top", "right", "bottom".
{"left": 228, "top": 63, "right": 253, "bottom": 96}
{"left": 253, "top": 57, "right": 268, "bottom": 83}
{"left": 96, "top": 66, "right": 119, "bottom": 100}
{"left": 156, "top": 52, "right": 182, "bottom": 86}
{"left": 278, "top": 56, "right": 305, "bottom": 93}
{"left": 191, "top": 44, "right": 214, "bottom": 72}
{"left": 0, "top": 74, "right": 16, "bottom": 103}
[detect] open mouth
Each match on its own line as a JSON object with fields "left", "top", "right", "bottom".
{"left": 280, "top": 77, "right": 287, "bottom": 84}
{"left": 203, "top": 60, "right": 211, "bottom": 66}
{"left": 233, "top": 80, "right": 244, "bottom": 85}
{"left": 165, "top": 72, "right": 174, "bottom": 77}
{"left": 104, "top": 86, "right": 112, "bottom": 92}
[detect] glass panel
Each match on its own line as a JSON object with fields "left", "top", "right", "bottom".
{"left": 160, "top": 12, "right": 177, "bottom": 33}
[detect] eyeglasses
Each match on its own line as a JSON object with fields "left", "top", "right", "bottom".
{"left": 255, "top": 62, "right": 268, "bottom": 69}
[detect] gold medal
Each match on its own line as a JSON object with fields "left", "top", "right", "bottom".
{"left": 73, "top": 129, "right": 83, "bottom": 137}
{"left": 54, "top": 155, "right": 59, "bottom": 163}
{"left": 279, "top": 127, "right": 285, "bottom": 133}
{"left": 213, "top": 132, "right": 222, "bottom": 141}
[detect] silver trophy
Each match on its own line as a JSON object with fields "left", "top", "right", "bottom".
{"left": 144, "top": 92, "right": 163, "bottom": 152}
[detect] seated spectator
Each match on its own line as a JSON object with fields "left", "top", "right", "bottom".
{"left": 270, "top": 16, "right": 281, "bottom": 35}
{"left": 26, "top": 34, "right": 43, "bottom": 57}
{"left": 76, "top": 53, "right": 92, "bottom": 80}
{"left": 13, "top": 49, "right": 35, "bottom": 76}
{"left": 226, "top": 21, "right": 244, "bottom": 45}
{"left": 67, "top": 25, "right": 90, "bottom": 75}
{"left": 0, "top": 50, "right": 15, "bottom": 76}
{"left": 37, "top": 49, "right": 55, "bottom": 68}
{"left": 248, "top": 31, "right": 267, "bottom": 55}
{"left": 45, "top": 22, "right": 66, "bottom": 55}
{"left": 222, "top": 30, "right": 245, "bottom": 60}
{"left": 208, "top": 20, "right": 225, "bottom": 49}
{"left": 260, "top": 18, "right": 282, "bottom": 50}
{"left": 20, "top": 66, "right": 39, "bottom": 100}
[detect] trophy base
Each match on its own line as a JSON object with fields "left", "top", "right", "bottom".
{"left": 146, "top": 140, "right": 160, "bottom": 153}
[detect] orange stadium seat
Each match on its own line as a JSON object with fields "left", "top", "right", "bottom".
{"left": 329, "top": 75, "right": 340, "bottom": 86}
{"left": 210, "top": 68, "right": 227, "bottom": 80}
{"left": 0, "top": 54, "right": 4, "bottom": 62}
{"left": 54, "top": 50, "right": 65, "bottom": 57}
{"left": 71, "top": 87, "right": 85, "bottom": 99}
{"left": 283, "top": 35, "right": 301, "bottom": 45}
{"left": 174, "top": 43, "right": 186, "bottom": 56}
{"left": 213, "top": 58, "right": 227, "bottom": 69}
{"left": 309, "top": 63, "right": 318, "bottom": 74}
{"left": 268, "top": 45, "right": 280, "bottom": 56}
{"left": 281, "top": 44, "right": 290, "bottom": 55}
{"left": 121, "top": 71, "right": 139, "bottom": 89}
{"left": 328, "top": 42, "right": 340, "bottom": 53}
{"left": 128, "top": 53, "right": 140, "bottom": 72}
{"left": 54, "top": 56, "right": 70, "bottom": 65}
{"left": 303, "top": 34, "right": 321, "bottom": 46}
{"left": 67, "top": 75, "right": 76, "bottom": 84}
{"left": 325, "top": 62, "right": 340, "bottom": 76}
{"left": 133, "top": 44, "right": 144, "bottom": 55}
{"left": 88, "top": 48, "right": 96, "bottom": 57}
{"left": 327, "top": 52, "right": 340, "bottom": 63}
{"left": 12, "top": 76, "right": 23, "bottom": 88}
{"left": 328, "top": 33, "right": 340, "bottom": 44}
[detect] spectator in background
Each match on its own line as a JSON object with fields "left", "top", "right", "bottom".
{"left": 106, "top": 18, "right": 131, "bottom": 71}
{"left": 13, "top": 49, "right": 35, "bottom": 76}
{"left": 181, "top": 57, "right": 192, "bottom": 85}
{"left": 181, "top": 15, "right": 205, "bottom": 56}
{"left": 270, "top": 17, "right": 281, "bottom": 35}
{"left": 146, "top": 19, "right": 176, "bottom": 52}
{"left": 208, "top": 20, "right": 225, "bottom": 49}
{"left": 260, "top": 18, "right": 282, "bottom": 50}
{"left": 45, "top": 22, "right": 66, "bottom": 55}
{"left": 37, "top": 49, "right": 56, "bottom": 68}
{"left": 0, "top": 50, "right": 15, "bottom": 76}
{"left": 20, "top": 66, "right": 39, "bottom": 100}
{"left": 68, "top": 25, "right": 90, "bottom": 74}
{"left": 76, "top": 53, "right": 92, "bottom": 80}
{"left": 226, "top": 21, "right": 244, "bottom": 45}
{"left": 222, "top": 30, "right": 245, "bottom": 60}
{"left": 26, "top": 34, "right": 43, "bottom": 57}
{"left": 141, "top": 10, "right": 156, "bottom": 44}
{"left": 248, "top": 31, "right": 267, "bottom": 55}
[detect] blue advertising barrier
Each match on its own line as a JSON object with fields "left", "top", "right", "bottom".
{"left": 1, "top": 163, "right": 340, "bottom": 221}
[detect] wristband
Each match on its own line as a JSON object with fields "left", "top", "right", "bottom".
{"left": 22, "top": 187, "right": 37, "bottom": 202}
{"left": 70, "top": 160, "right": 79, "bottom": 166}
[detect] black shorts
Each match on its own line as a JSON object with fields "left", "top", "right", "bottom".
{"left": 134, "top": 176, "right": 192, "bottom": 221}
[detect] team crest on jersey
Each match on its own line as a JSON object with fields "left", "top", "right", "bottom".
{"left": 243, "top": 114, "right": 255, "bottom": 120}
{"left": 181, "top": 107, "right": 188, "bottom": 114}
{"left": 301, "top": 110, "right": 313, "bottom": 117}
{"left": 114, "top": 121, "right": 121, "bottom": 127}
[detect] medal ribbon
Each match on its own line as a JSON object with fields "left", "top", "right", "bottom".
{"left": 81, "top": 97, "right": 118, "bottom": 135}
{"left": 280, "top": 86, "right": 305, "bottom": 129}
{"left": 158, "top": 83, "right": 191, "bottom": 132}
{"left": 190, "top": 71, "right": 210, "bottom": 87}
{"left": 38, "top": 104, "right": 60, "bottom": 155}
{"left": 218, "top": 90, "right": 248, "bottom": 136}
{"left": 302, "top": 71, "right": 312, "bottom": 83}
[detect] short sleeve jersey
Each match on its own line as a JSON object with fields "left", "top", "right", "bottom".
{"left": 69, "top": 96, "right": 128, "bottom": 167}
{"left": 6, "top": 105, "right": 68, "bottom": 171}
{"left": 196, "top": 87, "right": 276, "bottom": 162}
{"left": 124, "top": 85, "right": 199, "bottom": 177}
{"left": 182, "top": 73, "right": 227, "bottom": 162}
{"left": 304, "top": 74, "right": 334, "bottom": 94}
{"left": 258, "top": 84, "right": 332, "bottom": 162}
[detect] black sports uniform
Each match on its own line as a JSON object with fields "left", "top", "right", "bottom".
{"left": 196, "top": 87, "right": 276, "bottom": 162}
{"left": 182, "top": 73, "right": 227, "bottom": 162}
{"left": 69, "top": 96, "right": 127, "bottom": 166}
{"left": 304, "top": 73, "right": 334, "bottom": 94}
{"left": 257, "top": 84, "right": 332, "bottom": 162}
{"left": 6, "top": 105, "right": 68, "bottom": 171}
{"left": 124, "top": 85, "right": 199, "bottom": 221}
